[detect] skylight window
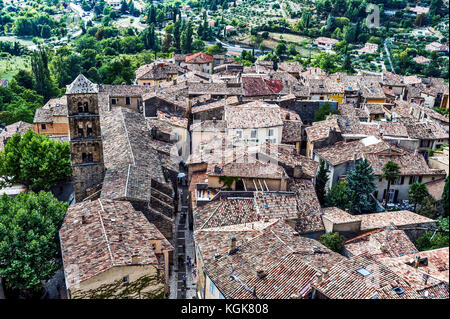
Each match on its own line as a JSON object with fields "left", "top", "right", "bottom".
{"left": 356, "top": 268, "right": 371, "bottom": 277}
{"left": 393, "top": 286, "right": 404, "bottom": 295}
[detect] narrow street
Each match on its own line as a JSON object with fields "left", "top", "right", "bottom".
{"left": 169, "top": 177, "right": 196, "bottom": 299}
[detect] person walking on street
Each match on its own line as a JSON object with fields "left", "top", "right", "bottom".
{"left": 182, "top": 274, "right": 187, "bottom": 287}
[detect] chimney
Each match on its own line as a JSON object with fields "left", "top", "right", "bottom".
{"left": 414, "top": 255, "right": 420, "bottom": 268}
{"left": 81, "top": 215, "right": 87, "bottom": 224}
{"left": 229, "top": 236, "right": 237, "bottom": 254}
{"left": 256, "top": 269, "right": 267, "bottom": 279}
{"left": 321, "top": 268, "right": 329, "bottom": 281}
{"left": 315, "top": 272, "right": 323, "bottom": 285}
{"left": 119, "top": 234, "right": 123, "bottom": 242}
{"left": 423, "top": 273, "right": 429, "bottom": 286}
{"left": 131, "top": 255, "right": 139, "bottom": 265}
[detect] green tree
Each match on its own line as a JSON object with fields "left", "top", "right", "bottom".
{"left": 0, "top": 130, "right": 72, "bottom": 190}
{"left": 325, "top": 180, "right": 349, "bottom": 210}
{"left": 408, "top": 182, "right": 429, "bottom": 212}
{"left": 0, "top": 191, "right": 68, "bottom": 297}
{"left": 319, "top": 232, "right": 345, "bottom": 253}
{"left": 313, "top": 102, "right": 338, "bottom": 122}
{"left": 442, "top": 176, "right": 449, "bottom": 217}
{"left": 315, "top": 161, "right": 330, "bottom": 206}
{"left": 347, "top": 159, "right": 376, "bottom": 214}
{"left": 381, "top": 161, "right": 400, "bottom": 208}
{"left": 180, "top": 21, "right": 193, "bottom": 53}
{"left": 417, "top": 195, "right": 438, "bottom": 219}
{"left": 415, "top": 217, "right": 449, "bottom": 251}
{"left": 31, "top": 47, "right": 60, "bottom": 102}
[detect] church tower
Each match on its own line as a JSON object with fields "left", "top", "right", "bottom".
{"left": 66, "top": 74, "right": 105, "bottom": 202}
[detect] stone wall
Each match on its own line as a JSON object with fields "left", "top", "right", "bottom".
{"left": 72, "top": 164, "right": 105, "bottom": 202}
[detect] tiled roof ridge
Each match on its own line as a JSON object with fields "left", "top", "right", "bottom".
{"left": 120, "top": 108, "right": 136, "bottom": 166}
{"left": 97, "top": 199, "right": 116, "bottom": 266}
{"left": 200, "top": 201, "right": 224, "bottom": 230}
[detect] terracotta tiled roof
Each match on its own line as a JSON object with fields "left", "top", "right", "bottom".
{"left": 312, "top": 254, "right": 421, "bottom": 299}
{"left": 305, "top": 118, "right": 341, "bottom": 142}
{"left": 322, "top": 207, "right": 361, "bottom": 224}
{"left": 100, "top": 107, "right": 166, "bottom": 183}
{"left": 315, "top": 138, "right": 391, "bottom": 166}
{"left": 60, "top": 199, "right": 173, "bottom": 287}
{"left": 364, "top": 151, "right": 446, "bottom": 177}
{"left": 0, "top": 121, "right": 33, "bottom": 151}
{"left": 185, "top": 52, "right": 214, "bottom": 64}
{"left": 135, "top": 61, "right": 185, "bottom": 80}
{"left": 344, "top": 228, "right": 419, "bottom": 259}
{"left": 424, "top": 178, "right": 446, "bottom": 201}
{"left": 288, "top": 179, "right": 324, "bottom": 233}
{"left": 224, "top": 101, "right": 283, "bottom": 129}
{"left": 378, "top": 247, "right": 449, "bottom": 297}
{"left": 358, "top": 210, "right": 436, "bottom": 231}
{"left": 203, "top": 220, "right": 343, "bottom": 299}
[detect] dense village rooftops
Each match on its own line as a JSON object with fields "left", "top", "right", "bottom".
{"left": 207, "top": 157, "right": 287, "bottom": 180}
{"left": 379, "top": 247, "right": 449, "bottom": 286}
{"left": 99, "top": 84, "right": 150, "bottom": 97}
{"left": 225, "top": 101, "right": 283, "bottom": 129}
{"left": 344, "top": 228, "right": 419, "bottom": 259}
{"left": 278, "top": 62, "right": 304, "bottom": 74}
{"left": 379, "top": 121, "right": 409, "bottom": 137}
{"left": 66, "top": 74, "right": 98, "bottom": 94}
{"left": 191, "top": 96, "right": 239, "bottom": 113}
{"left": 60, "top": 199, "right": 173, "bottom": 287}
{"left": 241, "top": 76, "right": 283, "bottom": 96}
{"left": 314, "top": 137, "right": 391, "bottom": 166}
{"left": 185, "top": 52, "right": 214, "bottom": 64}
{"left": 203, "top": 220, "right": 343, "bottom": 299}
{"left": 364, "top": 151, "right": 446, "bottom": 176}
{"left": 312, "top": 254, "right": 420, "bottom": 299}
{"left": 135, "top": 61, "right": 185, "bottom": 80}
{"left": 305, "top": 118, "right": 341, "bottom": 142}
{"left": 358, "top": 210, "right": 436, "bottom": 231}
{"left": 188, "top": 82, "right": 242, "bottom": 96}
{"left": 400, "top": 118, "right": 448, "bottom": 140}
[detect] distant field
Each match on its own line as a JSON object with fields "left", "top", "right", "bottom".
{"left": 0, "top": 36, "right": 35, "bottom": 48}
{"left": 0, "top": 55, "right": 29, "bottom": 81}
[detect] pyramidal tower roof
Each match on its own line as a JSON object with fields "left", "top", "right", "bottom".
{"left": 66, "top": 74, "right": 98, "bottom": 94}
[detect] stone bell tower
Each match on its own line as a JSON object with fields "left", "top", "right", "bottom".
{"left": 66, "top": 74, "right": 105, "bottom": 202}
